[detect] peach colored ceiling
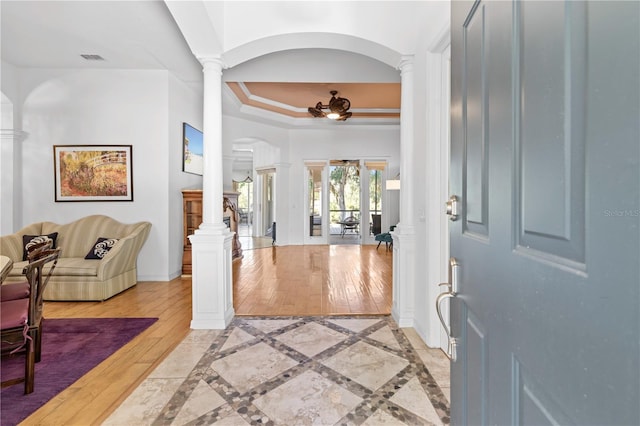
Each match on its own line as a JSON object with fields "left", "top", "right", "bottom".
{"left": 226, "top": 82, "right": 400, "bottom": 119}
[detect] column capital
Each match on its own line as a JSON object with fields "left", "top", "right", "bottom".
{"left": 0, "top": 129, "right": 28, "bottom": 142}
{"left": 397, "top": 55, "right": 415, "bottom": 73}
{"left": 198, "top": 56, "right": 226, "bottom": 74}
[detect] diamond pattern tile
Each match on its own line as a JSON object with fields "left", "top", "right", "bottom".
{"left": 390, "top": 376, "right": 442, "bottom": 424}
{"left": 171, "top": 379, "right": 227, "bottom": 425}
{"left": 368, "top": 324, "right": 403, "bottom": 351}
{"left": 220, "top": 327, "right": 255, "bottom": 351}
{"left": 328, "top": 318, "right": 381, "bottom": 333}
{"left": 211, "top": 342, "right": 298, "bottom": 393}
{"left": 254, "top": 370, "right": 362, "bottom": 425}
{"left": 244, "top": 319, "right": 301, "bottom": 334}
{"left": 105, "top": 316, "right": 451, "bottom": 425}
{"left": 322, "top": 340, "right": 409, "bottom": 390}
{"left": 275, "top": 321, "right": 348, "bottom": 357}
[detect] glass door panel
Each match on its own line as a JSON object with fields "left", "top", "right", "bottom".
{"left": 369, "top": 169, "right": 382, "bottom": 235}
{"left": 308, "top": 166, "right": 323, "bottom": 237}
{"left": 329, "top": 160, "right": 360, "bottom": 237}
{"left": 364, "top": 161, "right": 386, "bottom": 238}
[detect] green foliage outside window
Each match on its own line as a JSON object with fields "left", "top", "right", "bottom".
{"left": 329, "top": 164, "right": 360, "bottom": 223}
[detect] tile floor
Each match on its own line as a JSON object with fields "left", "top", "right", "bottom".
{"left": 104, "top": 316, "right": 450, "bottom": 425}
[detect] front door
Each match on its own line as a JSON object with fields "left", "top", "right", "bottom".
{"left": 449, "top": 1, "right": 639, "bottom": 424}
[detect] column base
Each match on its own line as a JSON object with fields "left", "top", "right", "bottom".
{"left": 392, "top": 306, "right": 414, "bottom": 328}
{"left": 188, "top": 225, "right": 235, "bottom": 329}
{"left": 190, "top": 311, "right": 235, "bottom": 329}
{"left": 390, "top": 230, "right": 416, "bottom": 328}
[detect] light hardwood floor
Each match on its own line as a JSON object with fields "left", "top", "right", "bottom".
{"left": 234, "top": 245, "right": 392, "bottom": 315}
{"left": 24, "top": 245, "right": 393, "bottom": 425}
{"left": 26, "top": 278, "right": 193, "bottom": 425}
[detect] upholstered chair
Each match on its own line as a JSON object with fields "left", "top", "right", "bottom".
{"left": 0, "top": 241, "right": 53, "bottom": 302}
{"left": 1, "top": 248, "right": 60, "bottom": 394}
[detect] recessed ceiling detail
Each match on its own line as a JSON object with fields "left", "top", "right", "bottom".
{"left": 226, "top": 82, "right": 400, "bottom": 122}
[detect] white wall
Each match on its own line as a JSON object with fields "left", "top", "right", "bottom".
{"left": 223, "top": 49, "right": 400, "bottom": 84}
{"left": 410, "top": 45, "right": 431, "bottom": 343}
{"left": 286, "top": 126, "right": 400, "bottom": 245}
{"left": 7, "top": 64, "right": 400, "bottom": 280}
{"left": 218, "top": 1, "right": 449, "bottom": 67}
{"left": 220, "top": 116, "right": 401, "bottom": 247}
{"left": 407, "top": 27, "right": 452, "bottom": 347}
{"left": 169, "top": 73, "right": 204, "bottom": 278}
{"left": 7, "top": 68, "right": 202, "bottom": 281}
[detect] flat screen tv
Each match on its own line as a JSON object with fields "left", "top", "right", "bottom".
{"left": 182, "top": 122, "right": 203, "bottom": 176}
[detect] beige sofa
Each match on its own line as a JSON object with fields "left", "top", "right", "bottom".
{"left": 0, "top": 215, "right": 151, "bottom": 301}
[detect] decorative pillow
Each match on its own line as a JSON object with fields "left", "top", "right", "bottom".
{"left": 22, "top": 233, "right": 58, "bottom": 261}
{"left": 85, "top": 237, "right": 119, "bottom": 260}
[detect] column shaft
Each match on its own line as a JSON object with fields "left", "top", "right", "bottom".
{"left": 398, "top": 56, "right": 415, "bottom": 231}
{"left": 201, "top": 58, "right": 224, "bottom": 227}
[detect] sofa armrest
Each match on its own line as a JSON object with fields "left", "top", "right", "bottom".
{"left": 0, "top": 234, "right": 24, "bottom": 262}
{"left": 95, "top": 222, "right": 151, "bottom": 280}
{"left": 0, "top": 223, "right": 44, "bottom": 262}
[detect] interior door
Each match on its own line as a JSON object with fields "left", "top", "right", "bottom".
{"left": 449, "top": 1, "right": 639, "bottom": 424}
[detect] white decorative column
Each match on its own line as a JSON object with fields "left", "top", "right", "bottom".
{"left": 391, "top": 55, "right": 417, "bottom": 327}
{"left": 189, "top": 57, "right": 235, "bottom": 329}
{"left": 0, "top": 129, "right": 27, "bottom": 235}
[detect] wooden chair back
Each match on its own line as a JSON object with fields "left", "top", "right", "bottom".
{"left": 1, "top": 248, "right": 60, "bottom": 394}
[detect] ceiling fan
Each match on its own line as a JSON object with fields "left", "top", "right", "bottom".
{"left": 308, "top": 90, "right": 352, "bottom": 121}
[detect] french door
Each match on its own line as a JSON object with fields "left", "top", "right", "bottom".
{"left": 303, "top": 160, "right": 391, "bottom": 244}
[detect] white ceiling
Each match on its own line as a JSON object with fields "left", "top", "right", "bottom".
{"left": 1, "top": 1, "right": 449, "bottom": 129}
{"left": 1, "top": 1, "right": 203, "bottom": 85}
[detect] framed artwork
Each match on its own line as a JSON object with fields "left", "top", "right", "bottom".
{"left": 53, "top": 145, "right": 133, "bottom": 202}
{"left": 183, "top": 122, "right": 203, "bottom": 176}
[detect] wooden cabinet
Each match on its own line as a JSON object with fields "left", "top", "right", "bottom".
{"left": 182, "top": 190, "right": 202, "bottom": 275}
{"left": 182, "top": 189, "right": 243, "bottom": 275}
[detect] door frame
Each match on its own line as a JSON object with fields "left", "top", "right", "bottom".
{"left": 303, "top": 160, "right": 330, "bottom": 245}
{"left": 423, "top": 25, "right": 453, "bottom": 350}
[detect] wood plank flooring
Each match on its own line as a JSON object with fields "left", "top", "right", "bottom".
{"left": 24, "top": 278, "right": 193, "bottom": 425}
{"left": 234, "top": 245, "right": 393, "bottom": 315}
{"left": 21, "top": 244, "right": 392, "bottom": 425}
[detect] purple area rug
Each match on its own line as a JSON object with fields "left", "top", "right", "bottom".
{"left": 1, "top": 317, "right": 157, "bottom": 426}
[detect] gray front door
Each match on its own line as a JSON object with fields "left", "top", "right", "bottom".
{"left": 449, "top": 1, "right": 639, "bottom": 424}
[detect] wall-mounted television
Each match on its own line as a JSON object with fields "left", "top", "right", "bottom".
{"left": 182, "top": 122, "right": 203, "bottom": 176}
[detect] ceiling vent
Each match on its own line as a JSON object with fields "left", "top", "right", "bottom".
{"left": 80, "top": 54, "right": 105, "bottom": 61}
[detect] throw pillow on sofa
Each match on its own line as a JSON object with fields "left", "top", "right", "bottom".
{"left": 22, "top": 233, "right": 58, "bottom": 261}
{"left": 85, "top": 237, "right": 119, "bottom": 260}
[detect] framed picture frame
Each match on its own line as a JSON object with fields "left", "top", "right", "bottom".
{"left": 183, "top": 122, "right": 203, "bottom": 176}
{"left": 53, "top": 145, "right": 133, "bottom": 202}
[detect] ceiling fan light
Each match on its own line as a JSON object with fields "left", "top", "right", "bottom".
{"left": 336, "top": 111, "right": 352, "bottom": 121}
{"left": 308, "top": 91, "right": 352, "bottom": 121}
{"left": 308, "top": 107, "right": 325, "bottom": 118}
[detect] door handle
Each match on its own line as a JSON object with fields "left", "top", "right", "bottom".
{"left": 436, "top": 257, "right": 460, "bottom": 362}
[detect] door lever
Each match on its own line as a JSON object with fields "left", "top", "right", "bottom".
{"left": 436, "top": 257, "right": 460, "bottom": 362}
